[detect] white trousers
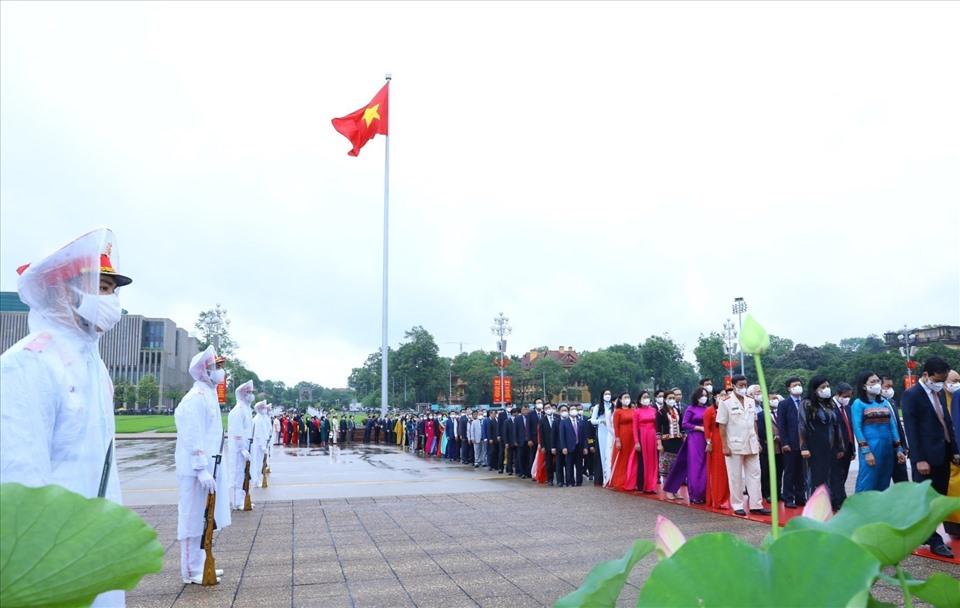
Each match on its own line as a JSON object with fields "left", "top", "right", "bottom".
{"left": 179, "top": 536, "right": 205, "bottom": 579}
{"left": 250, "top": 446, "right": 266, "bottom": 486}
{"left": 230, "top": 451, "right": 247, "bottom": 509}
{"left": 598, "top": 424, "right": 613, "bottom": 484}
{"left": 725, "top": 453, "right": 763, "bottom": 511}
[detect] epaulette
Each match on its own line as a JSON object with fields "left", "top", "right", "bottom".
{"left": 24, "top": 333, "right": 53, "bottom": 353}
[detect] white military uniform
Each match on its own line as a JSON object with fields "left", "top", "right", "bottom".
{"left": 0, "top": 229, "right": 128, "bottom": 607}
{"left": 717, "top": 393, "right": 764, "bottom": 512}
{"left": 250, "top": 401, "right": 271, "bottom": 486}
{"left": 174, "top": 345, "right": 231, "bottom": 582}
{"left": 227, "top": 380, "right": 255, "bottom": 509}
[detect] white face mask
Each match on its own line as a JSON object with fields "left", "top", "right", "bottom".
{"left": 927, "top": 380, "right": 944, "bottom": 392}
{"left": 866, "top": 384, "right": 882, "bottom": 396}
{"left": 946, "top": 382, "right": 960, "bottom": 393}
{"left": 838, "top": 397, "right": 851, "bottom": 407}
{"left": 603, "top": 394, "right": 611, "bottom": 402}
{"left": 655, "top": 397, "right": 664, "bottom": 405}
{"left": 665, "top": 399, "right": 676, "bottom": 407}
{"left": 640, "top": 398, "right": 651, "bottom": 406}
{"left": 703, "top": 384, "right": 713, "bottom": 393}
{"left": 817, "top": 387, "right": 832, "bottom": 399}
{"left": 546, "top": 409, "right": 554, "bottom": 416}
{"left": 535, "top": 403, "right": 543, "bottom": 410}
{"left": 560, "top": 411, "right": 569, "bottom": 418}
{"left": 769, "top": 399, "right": 780, "bottom": 408}
{"left": 621, "top": 398, "right": 631, "bottom": 406}
{"left": 881, "top": 387, "right": 895, "bottom": 399}
{"left": 735, "top": 387, "right": 748, "bottom": 397}
{"left": 697, "top": 396, "right": 708, "bottom": 405}
{"left": 76, "top": 292, "right": 122, "bottom": 332}
{"left": 790, "top": 385, "right": 804, "bottom": 396}
{"left": 209, "top": 368, "right": 226, "bottom": 384}
{"left": 571, "top": 410, "right": 579, "bottom": 417}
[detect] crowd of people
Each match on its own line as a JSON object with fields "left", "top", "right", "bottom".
{"left": 373, "top": 361, "right": 960, "bottom": 559}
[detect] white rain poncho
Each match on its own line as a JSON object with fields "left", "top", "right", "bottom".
{"left": 250, "top": 400, "right": 271, "bottom": 486}
{"left": 0, "top": 228, "right": 128, "bottom": 608}
{"left": 174, "top": 345, "right": 231, "bottom": 540}
{"left": 226, "top": 380, "right": 255, "bottom": 508}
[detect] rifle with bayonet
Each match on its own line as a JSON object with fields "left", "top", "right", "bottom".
{"left": 201, "top": 432, "right": 225, "bottom": 586}
{"left": 261, "top": 433, "right": 271, "bottom": 488}
{"left": 243, "top": 436, "right": 253, "bottom": 511}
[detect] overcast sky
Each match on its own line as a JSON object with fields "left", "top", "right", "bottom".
{"left": 2, "top": 1, "right": 958, "bottom": 387}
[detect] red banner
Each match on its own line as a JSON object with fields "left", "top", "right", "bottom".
{"left": 217, "top": 382, "right": 227, "bottom": 404}
{"left": 903, "top": 375, "right": 917, "bottom": 389}
{"left": 493, "top": 376, "right": 513, "bottom": 404}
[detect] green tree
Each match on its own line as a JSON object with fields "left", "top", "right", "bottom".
{"left": 639, "top": 335, "right": 698, "bottom": 394}
{"left": 113, "top": 379, "right": 129, "bottom": 409}
{"left": 694, "top": 333, "right": 727, "bottom": 386}
{"left": 532, "top": 357, "right": 568, "bottom": 402}
{"left": 123, "top": 384, "right": 138, "bottom": 409}
{"left": 914, "top": 343, "right": 960, "bottom": 371}
{"left": 569, "top": 350, "right": 644, "bottom": 399}
{"left": 395, "top": 326, "right": 443, "bottom": 405}
{"left": 137, "top": 375, "right": 159, "bottom": 408}
{"left": 451, "top": 350, "right": 498, "bottom": 405}
{"left": 195, "top": 304, "right": 237, "bottom": 358}
{"left": 162, "top": 386, "right": 184, "bottom": 407}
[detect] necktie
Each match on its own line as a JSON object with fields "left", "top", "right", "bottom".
{"left": 839, "top": 407, "right": 853, "bottom": 444}
{"left": 573, "top": 420, "right": 578, "bottom": 442}
{"left": 931, "top": 390, "right": 950, "bottom": 441}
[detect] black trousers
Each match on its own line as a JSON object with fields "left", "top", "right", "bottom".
{"left": 760, "top": 451, "right": 783, "bottom": 500}
{"left": 518, "top": 443, "right": 530, "bottom": 476}
{"left": 569, "top": 449, "right": 584, "bottom": 486}
{"left": 782, "top": 449, "right": 808, "bottom": 503}
{"left": 556, "top": 452, "right": 568, "bottom": 486}
{"left": 488, "top": 441, "right": 500, "bottom": 469}
{"left": 892, "top": 459, "right": 910, "bottom": 483}
{"left": 831, "top": 455, "right": 853, "bottom": 510}
{"left": 913, "top": 451, "right": 953, "bottom": 546}
{"left": 461, "top": 440, "right": 472, "bottom": 464}
{"left": 544, "top": 451, "right": 556, "bottom": 483}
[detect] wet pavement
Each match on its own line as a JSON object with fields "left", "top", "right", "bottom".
{"left": 121, "top": 441, "right": 959, "bottom": 607}
{"left": 118, "top": 440, "right": 518, "bottom": 506}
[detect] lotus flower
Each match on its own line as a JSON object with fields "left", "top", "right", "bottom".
{"left": 801, "top": 485, "right": 834, "bottom": 522}
{"left": 740, "top": 314, "right": 770, "bottom": 355}
{"left": 654, "top": 515, "right": 687, "bottom": 559}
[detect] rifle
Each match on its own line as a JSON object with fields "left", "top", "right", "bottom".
{"left": 201, "top": 432, "right": 225, "bottom": 586}
{"left": 242, "top": 437, "right": 253, "bottom": 511}
{"left": 261, "top": 434, "right": 271, "bottom": 487}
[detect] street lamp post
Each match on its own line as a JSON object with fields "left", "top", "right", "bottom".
{"left": 897, "top": 326, "right": 918, "bottom": 382}
{"left": 732, "top": 297, "right": 748, "bottom": 375}
{"left": 491, "top": 313, "right": 512, "bottom": 407}
{"left": 723, "top": 318, "right": 739, "bottom": 385}
{"left": 449, "top": 360, "right": 453, "bottom": 407}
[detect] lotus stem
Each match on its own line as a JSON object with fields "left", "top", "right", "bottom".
{"left": 754, "top": 354, "right": 779, "bottom": 537}
{"left": 896, "top": 564, "right": 914, "bottom": 608}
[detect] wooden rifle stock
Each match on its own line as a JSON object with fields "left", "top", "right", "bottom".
{"left": 242, "top": 438, "right": 253, "bottom": 511}
{"left": 201, "top": 435, "right": 225, "bottom": 586}
{"left": 261, "top": 453, "right": 270, "bottom": 488}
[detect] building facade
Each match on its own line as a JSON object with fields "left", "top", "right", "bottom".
{"left": 883, "top": 325, "right": 960, "bottom": 350}
{"left": 1, "top": 291, "right": 199, "bottom": 409}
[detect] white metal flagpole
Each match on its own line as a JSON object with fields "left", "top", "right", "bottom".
{"left": 380, "top": 73, "right": 392, "bottom": 419}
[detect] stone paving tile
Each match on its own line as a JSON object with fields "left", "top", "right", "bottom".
{"left": 126, "top": 594, "right": 178, "bottom": 608}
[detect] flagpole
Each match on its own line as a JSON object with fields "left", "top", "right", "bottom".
{"left": 380, "top": 73, "right": 392, "bottom": 419}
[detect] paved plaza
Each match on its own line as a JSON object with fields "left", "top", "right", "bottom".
{"left": 121, "top": 440, "right": 959, "bottom": 608}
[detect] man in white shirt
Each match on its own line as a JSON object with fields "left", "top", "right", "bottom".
{"left": 717, "top": 375, "right": 771, "bottom": 517}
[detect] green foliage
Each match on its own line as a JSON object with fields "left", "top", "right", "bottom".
{"left": 782, "top": 480, "right": 960, "bottom": 566}
{"left": 395, "top": 326, "right": 443, "bottom": 405}
{"left": 136, "top": 375, "right": 159, "bottom": 408}
{"left": 693, "top": 333, "right": 727, "bottom": 386}
{"left": 451, "top": 349, "right": 499, "bottom": 405}
{"left": 905, "top": 573, "right": 960, "bottom": 608}
{"left": 554, "top": 540, "right": 654, "bottom": 608}
{"left": 532, "top": 357, "right": 568, "bottom": 402}
{"left": 112, "top": 379, "right": 128, "bottom": 409}
{"left": 569, "top": 349, "right": 643, "bottom": 397}
{"left": 640, "top": 335, "right": 698, "bottom": 393}
{"left": 122, "top": 384, "right": 138, "bottom": 409}
{"left": 636, "top": 530, "right": 881, "bottom": 607}
{"left": 0, "top": 483, "right": 163, "bottom": 607}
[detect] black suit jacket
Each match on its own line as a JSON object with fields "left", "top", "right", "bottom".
{"left": 539, "top": 415, "right": 558, "bottom": 451}
{"left": 526, "top": 411, "right": 540, "bottom": 444}
{"left": 779, "top": 396, "right": 803, "bottom": 450}
{"left": 457, "top": 415, "right": 469, "bottom": 439}
{"left": 902, "top": 384, "right": 958, "bottom": 466}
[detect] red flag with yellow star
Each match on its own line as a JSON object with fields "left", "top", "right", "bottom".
{"left": 331, "top": 83, "right": 389, "bottom": 157}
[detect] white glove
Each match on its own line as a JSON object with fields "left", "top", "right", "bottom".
{"left": 242, "top": 450, "right": 250, "bottom": 460}
{"left": 197, "top": 469, "right": 216, "bottom": 494}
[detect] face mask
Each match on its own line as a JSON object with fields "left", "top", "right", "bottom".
{"left": 603, "top": 394, "right": 611, "bottom": 402}
{"left": 655, "top": 397, "right": 664, "bottom": 405}
{"left": 817, "top": 388, "right": 832, "bottom": 399}
{"left": 209, "top": 368, "right": 226, "bottom": 384}
{"left": 697, "top": 396, "right": 708, "bottom": 405}
{"left": 703, "top": 384, "right": 713, "bottom": 393}
{"left": 76, "top": 292, "right": 122, "bottom": 332}
{"left": 621, "top": 398, "right": 631, "bottom": 406}
{"left": 947, "top": 382, "right": 960, "bottom": 393}
{"left": 535, "top": 403, "right": 543, "bottom": 410}
{"left": 838, "top": 397, "right": 850, "bottom": 407}
{"left": 666, "top": 399, "right": 676, "bottom": 407}
{"left": 866, "top": 384, "right": 882, "bottom": 396}
{"left": 571, "top": 410, "right": 579, "bottom": 417}
{"left": 640, "top": 398, "right": 651, "bottom": 406}
{"left": 769, "top": 399, "right": 780, "bottom": 408}
{"left": 546, "top": 409, "right": 554, "bottom": 416}
{"left": 927, "top": 380, "right": 944, "bottom": 392}
{"left": 790, "top": 385, "right": 803, "bottom": 396}
{"left": 735, "top": 387, "right": 747, "bottom": 397}
{"left": 881, "top": 388, "right": 895, "bottom": 399}
{"left": 560, "top": 411, "right": 569, "bottom": 418}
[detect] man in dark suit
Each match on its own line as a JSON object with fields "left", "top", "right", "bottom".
{"left": 527, "top": 401, "right": 543, "bottom": 481}
{"left": 757, "top": 393, "right": 783, "bottom": 503}
{"left": 831, "top": 383, "right": 856, "bottom": 510}
{"left": 779, "top": 377, "right": 808, "bottom": 508}
{"left": 558, "top": 405, "right": 581, "bottom": 487}
{"left": 458, "top": 410, "right": 471, "bottom": 464}
{"left": 569, "top": 405, "right": 588, "bottom": 486}
{"left": 488, "top": 408, "right": 502, "bottom": 471}
{"left": 516, "top": 405, "right": 531, "bottom": 478}
{"left": 499, "top": 408, "right": 514, "bottom": 474}
{"left": 902, "top": 357, "right": 960, "bottom": 558}
{"left": 539, "top": 403, "right": 558, "bottom": 486}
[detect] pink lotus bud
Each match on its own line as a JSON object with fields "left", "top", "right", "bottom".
{"left": 655, "top": 515, "right": 686, "bottom": 559}
{"left": 802, "top": 485, "right": 833, "bottom": 522}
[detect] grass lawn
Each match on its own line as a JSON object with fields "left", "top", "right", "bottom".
{"left": 115, "top": 414, "right": 229, "bottom": 434}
